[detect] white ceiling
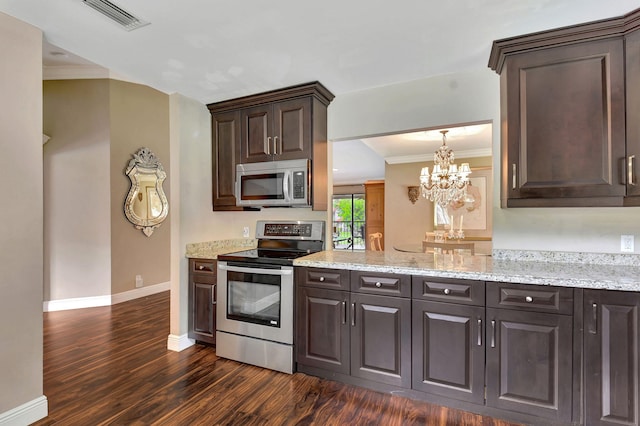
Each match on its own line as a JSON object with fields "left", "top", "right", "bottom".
{"left": 1, "top": 0, "right": 637, "bottom": 105}
{"left": 2, "top": 0, "right": 637, "bottom": 185}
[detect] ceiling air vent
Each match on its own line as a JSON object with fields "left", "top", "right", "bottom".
{"left": 82, "top": 0, "right": 149, "bottom": 31}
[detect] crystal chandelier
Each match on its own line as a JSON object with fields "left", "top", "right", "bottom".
{"left": 419, "top": 130, "right": 471, "bottom": 207}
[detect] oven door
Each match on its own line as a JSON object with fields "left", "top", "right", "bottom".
{"left": 217, "top": 261, "right": 293, "bottom": 344}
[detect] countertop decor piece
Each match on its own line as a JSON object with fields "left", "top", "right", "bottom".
{"left": 293, "top": 250, "right": 640, "bottom": 292}
{"left": 186, "top": 238, "right": 256, "bottom": 259}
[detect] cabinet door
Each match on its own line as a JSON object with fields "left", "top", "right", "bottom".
{"left": 212, "top": 111, "right": 242, "bottom": 210}
{"left": 504, "top": 38, "right": 626, "bottom": 207}
{"left": 625, "top": 30, "right": 640, "bottom": 202}
{"left": 272, "top": 97, "right": 311, "bottom": 160}
{"left": 486, "top": 308, "right": 573, "bottom": 422}
{"left": 241, "top": 104, "right": 273, "bottom": 163}
{"left": 584, "top": 290, "right": 640, "bottom": 426}
{"left": 188, "top": 274, "right": 216, "bottom": 345}
{"left": 412, "top": 300, "right": 485, "bottom": 404}
{"left": 350, "top": 293, "right": 411, "bottom": 388}
{"left": 296, "top": 286, "right": 350, "bottom": 374}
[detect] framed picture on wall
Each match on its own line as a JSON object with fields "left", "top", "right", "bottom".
{"left": 434, "top": 167, "right": 492, "bottom": 238}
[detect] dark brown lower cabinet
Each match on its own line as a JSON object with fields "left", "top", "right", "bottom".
{"left": 296, "top": 268, "right": 597, "bottom": 425}
{"left": 350, "top": 293, "right": 411, "bottom": 388}
{"left": 296, "top": 286, "right": 350, "bottom": 374}
{"left": 412, "top": 300, "right": 485, "bottom": 405}
{"left": 485, "top": 308, "right": 573, "bottom": 422}
{"left": 296, "top": 279, "right": 411, "bottom": 387}
{"left": 188, "top": 259, "right": 217, "bottom": 345}
{"left": 584, "top": 290, "right": 640, "bottom": 426}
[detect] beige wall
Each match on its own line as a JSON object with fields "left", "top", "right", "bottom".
{"left": 43, "top": 79, "right": 171, "bottom": 300}
{"left": 384, "top": 157, "right": 492, "bottom": 254}
{"left": 109, "top": 80, "right": 171, "bottom": 294}
{"left": 43, "top": 79, "right": 111, "bottom": 300}
{"left": 0, "top": 11, "right": 46, "bottom": 419}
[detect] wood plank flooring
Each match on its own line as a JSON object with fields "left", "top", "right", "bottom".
{"left": 33, "top": 291, "right": 523, "bottom": 426}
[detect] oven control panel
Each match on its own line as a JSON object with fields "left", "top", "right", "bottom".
{"left": 264, "top": 223, "right": 312, "bottom": 237}
{"left": 257, "top": 220, "right": 325, "bottom": 241}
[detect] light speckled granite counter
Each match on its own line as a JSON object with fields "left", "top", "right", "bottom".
{"left": 293, "top": 250, "right": 640, "bottom": 292}
{"left": 186, "top": 239, "right": 256, "bottom": 259}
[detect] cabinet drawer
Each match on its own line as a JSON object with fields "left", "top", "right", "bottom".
{"left": 412, "top": 276, "right": 484, "bottom": 306}
{"left": 296, "top": 267, "right": 350, "bottom": 290}
{"left": 487, "top": 282, "right": 573, "bottom": 315}
{"left": 191, "top": 259, "right": 216, "bottom": 274}
{"left": 350, "top": 271, "right": 410, "bottom": 297}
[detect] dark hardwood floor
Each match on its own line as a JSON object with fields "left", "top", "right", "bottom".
{"left": 33, "top": 291, "right": 523, "bottom": 426}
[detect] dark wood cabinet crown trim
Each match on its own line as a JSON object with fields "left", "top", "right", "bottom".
{"left": 488, "top": 8, "right": 640, "bottom": 73}
{"left": 206, "top": 81, "right": 334, "bottom": 113}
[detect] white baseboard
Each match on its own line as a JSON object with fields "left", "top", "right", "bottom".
{"left": 43, "top": 295, "right": 111, "bottom": 312}
{"left": 111, "top": 281, "right": 170, "bottom": 305}
{"left": 0, "top": 395, "right": 48, "bottom": 426}
{"left": 167, "top": 333, "right": 194, "bottom": 352}
{"left": 43, "top": 281, "right": 170, "bottom": 312}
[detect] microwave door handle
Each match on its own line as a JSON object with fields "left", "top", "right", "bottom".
{"left": 282, "top": 171, "right": 292, "bottom": 202}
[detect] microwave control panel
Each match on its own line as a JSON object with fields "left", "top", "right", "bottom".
{"left": 292, "top": 171, "right": 305, "bottom": 199}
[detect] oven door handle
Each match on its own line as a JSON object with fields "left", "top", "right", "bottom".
{"left": 218, "top": 263, "right": 292, "bottom": 276}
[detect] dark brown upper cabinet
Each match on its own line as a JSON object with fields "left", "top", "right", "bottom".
{"left": 489, "top": 7, "right": 640, "bottom": 207}
{"left": 241, "top": 97, "right": 311, "bottom": 163}
{"left": 207, "top": 82, "right": 334, "bottom": 211}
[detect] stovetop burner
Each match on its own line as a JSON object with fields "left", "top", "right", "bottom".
{"left": 217, "top": 220, "right": 325, "bottom": 266}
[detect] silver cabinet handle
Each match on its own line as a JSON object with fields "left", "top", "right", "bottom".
{"left": 342, "top": 301, "right": 347, "bottom": 325}
{"left": 319, "top": 276, "right": 325, "bottom": 282}
{"left": 629, "top": 155, "right": 636, "bottom": 186}
{"left": 199, "top": 265, "right": 205, "bottom": 270}
{"left": 491, "top": 320, "right": 496, "bottom": 348}
{"left": 589, "top": 303, "right": 598, "bottom": 334}
{"left": 375, "top": 282, "right": 382, "bottom": 288}
{"left": 351, "top": 302, "right": 356, "bottom": 327}
{"left": 266, "top": 136, "right": 272, "bottom": 155}
{"left": 525, "top": 296, "right": 533, "bottom": 303}
{"left": 477, "top": 319, "right": 482, "bottom": 346}
{"left": 444, "top": 288, "right": 451, "bottom": 295}
{"left": 212, "top": 284, "right": 216, "bottom": 305}
{"left": 512, "top": 163, "right": 517, "bottom": 190}
{"left": 274, "top": 136, "right": 280, "bottom": 155}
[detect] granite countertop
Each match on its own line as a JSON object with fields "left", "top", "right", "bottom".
{"left": 186, "top": 238, "right": 256, "bottom": 259}
{"left": 293, "top": 250, "right": 640, "bottom": 292}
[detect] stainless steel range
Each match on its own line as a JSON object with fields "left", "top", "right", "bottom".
{"left": 216, "top": 220, "right": 325, "bottom": 374}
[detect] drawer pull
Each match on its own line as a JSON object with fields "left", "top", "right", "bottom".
{"left": 199, "top": 265, "right": 205, "bottom": 270}
{"left": 319, "top": 276, "right": 325, "bottom": 282}
{"left": 525, "top": 296, "right": 533, "bottom": 303}
{"left": 375, "top": 282, "right": 382, "bottom": 288}
{"left": 444, "top": 288, "right": 451, "bottom": 295}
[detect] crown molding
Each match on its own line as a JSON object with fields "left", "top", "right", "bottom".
{"left": 385, "top": 148, "right": 493, "bottom": 164}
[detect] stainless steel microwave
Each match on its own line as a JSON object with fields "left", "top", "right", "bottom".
{"left": 235, "top": 159, "right": 311, "bottom": 207}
